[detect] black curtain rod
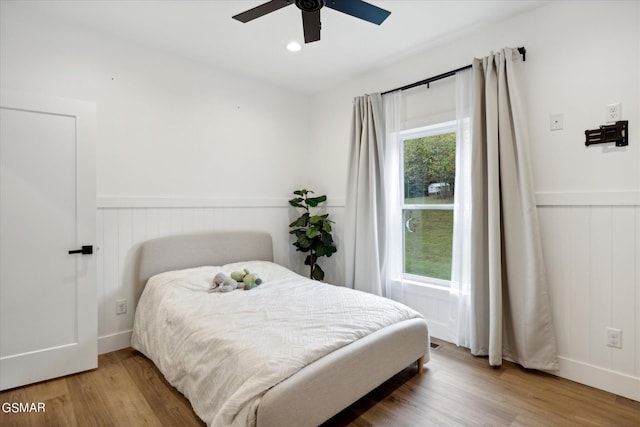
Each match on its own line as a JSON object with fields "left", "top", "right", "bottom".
{"left": 381, "top": 46, "right": 526, "bottom": 96}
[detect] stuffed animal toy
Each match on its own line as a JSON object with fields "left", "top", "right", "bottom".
{"left": 209, "top": 272, "right": 238, "bottom": 293}
{"left": 210, "top": 269, "right": 263, "bottom": 293}
{"left": 230, "top": 268, "right": 263, "bottom": 290}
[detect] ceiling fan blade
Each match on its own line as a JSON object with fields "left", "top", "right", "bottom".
{"left": 302, "top": 10, "right": 321, "bottom": 43}
{"left": 325, "top": 0, "right": 391, "bottom": 25}
{"left": 232, "top": 0, "right": 293, "bottom": 23}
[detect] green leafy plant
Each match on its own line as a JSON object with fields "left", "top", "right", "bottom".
{"left": 288, "top": 189, "right": 337, "bottom": 281}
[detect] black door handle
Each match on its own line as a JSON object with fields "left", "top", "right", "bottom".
{"left": 68, "top": 245, "right": 93, "bottom": 255}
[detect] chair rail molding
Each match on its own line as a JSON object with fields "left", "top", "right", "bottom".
{"left": 97, "top": 196, "right": 346, "bottom": 209}
{"left": 535, "top": 191, "right": 640, "bottom": 206}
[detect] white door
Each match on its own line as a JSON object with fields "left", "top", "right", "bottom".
{"left": 0, "top": 92, "right": 97, "bottom": 390}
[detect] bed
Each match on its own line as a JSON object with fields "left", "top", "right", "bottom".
{"left": 131, "top": 231, "right": 430, "bottom": 427}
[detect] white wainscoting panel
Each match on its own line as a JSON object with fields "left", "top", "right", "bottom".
{"left": 388, "top": 281, "right": 451, "bottom": 341}
{"left": 537, "top": 195, "right": 639, "bottom": 401}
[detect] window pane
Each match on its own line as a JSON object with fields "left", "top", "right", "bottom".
{"left": 404, "top": 132, "right": 456, "bottom": 205}
{"left": 404, "top": 209, "right": 453, "bottom": 280}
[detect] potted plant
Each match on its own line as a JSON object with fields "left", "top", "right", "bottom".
{"left": 288, "top": 189, "right": 337, "bottom": 280}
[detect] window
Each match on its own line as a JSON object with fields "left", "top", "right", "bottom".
{"left": 399, "top": 121, "right": 456, "bottom": 286}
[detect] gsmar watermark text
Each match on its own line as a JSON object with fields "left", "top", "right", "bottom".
{"left": 2, "top": 402, "right": 46, "bottom": 413}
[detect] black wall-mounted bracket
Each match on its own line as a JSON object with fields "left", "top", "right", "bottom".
{"left": 585, "top": 120, "right": 628, "bottom": 147}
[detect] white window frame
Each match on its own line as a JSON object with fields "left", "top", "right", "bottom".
{"left": 399, "top": 120, "right": 456, "bottom": 288}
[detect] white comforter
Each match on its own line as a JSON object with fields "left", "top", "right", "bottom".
{"left": 131, "top": 261, "right": 422, "bottom": 427}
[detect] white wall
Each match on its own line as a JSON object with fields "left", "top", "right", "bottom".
{"left": 308, "top": 1, "right": 640, "bottom": 400}
{"left": 309, "top": 1, "right": 640, "bottom": 196}
{"left": 0, "top": 3, "right": 317, "bottom": 354}
{"left": 0, "top": 3, "right": 310, "bottom": 199}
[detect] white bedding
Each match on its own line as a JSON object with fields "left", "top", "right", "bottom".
{"left": 131, "top": 261, "right": 423, "bottom": 427}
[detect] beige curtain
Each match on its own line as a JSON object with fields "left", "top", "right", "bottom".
{"left": 344, "top": 93, "right": 386, "bottom": 296}
{"left": 451, "top": 48, "right": 559, "bottom": 370}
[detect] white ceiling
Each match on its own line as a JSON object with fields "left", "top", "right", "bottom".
{"left": 19, "top": 0, "right": 547, "bottom": 94}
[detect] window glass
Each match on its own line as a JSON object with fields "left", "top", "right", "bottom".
{"left": 403, "top": 132, "right": 456, "bottom": 204}
{"left": 403, "top": 209, "right": 453, "bottom": 280}
{"left": 400, "top": 124, "right": 455, "bottom": 285}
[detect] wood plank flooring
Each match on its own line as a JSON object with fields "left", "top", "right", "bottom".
{"left": 1, "top": 339, "right": 638, "bottom": 426}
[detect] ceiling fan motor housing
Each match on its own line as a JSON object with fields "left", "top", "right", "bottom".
{"left": 295, "top": 0, "right": 324, "bottom": 12}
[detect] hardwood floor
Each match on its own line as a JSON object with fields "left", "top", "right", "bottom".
{"left": 1, "top": 340, "right": 638, "bottom": 426}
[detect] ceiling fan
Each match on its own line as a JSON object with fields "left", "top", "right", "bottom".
{"left": 232, "top": 0, "right": 391, "bottom": 44}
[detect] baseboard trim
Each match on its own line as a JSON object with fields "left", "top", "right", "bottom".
{"left": 555, "top": 356, "right": 640, "bottom": 401}
{"left": 98, "top": 330, "right": 132, "bottom": 355}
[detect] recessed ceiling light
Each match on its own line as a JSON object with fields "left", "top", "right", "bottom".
{"left": 286, "top": 41, "right": 302, "bottom": 52}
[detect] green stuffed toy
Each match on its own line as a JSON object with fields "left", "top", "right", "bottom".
{"left": 230, "top": 268, "right": 263, "bottom": 290}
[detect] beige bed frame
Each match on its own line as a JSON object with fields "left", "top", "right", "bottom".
{"left": 137, "top": 231, "right": 429, "bottom": 427}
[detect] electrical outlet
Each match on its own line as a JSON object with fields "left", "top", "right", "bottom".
{"left": 606, "top": 102, "right": 621, "bottom": 123}
{"left": 115, "top": 299, "right": 127, "bottom": 315}
{"left": 606, "top": 327, "right": 622, "bottom": 349}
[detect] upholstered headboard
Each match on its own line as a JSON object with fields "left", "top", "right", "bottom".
{"left": 136, "top": 231, "right": 273, "bottom": 297}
